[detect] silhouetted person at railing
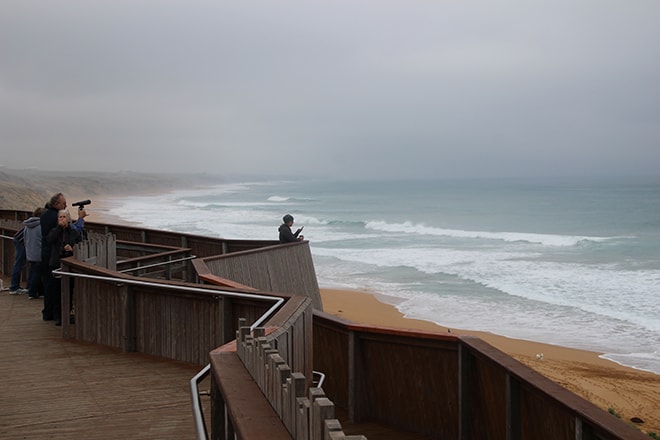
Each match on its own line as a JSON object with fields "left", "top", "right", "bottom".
{"left": 46, "top": 209, "right": 82, "bottom": 326}
{"left": 23, "top": 207, "right": 45, "bottom": 299}
{"left": 279, "top": 214, "right": 304, "bottom": 243}
{"left": 41, "top": 193, "right": 67, "bottom": 323}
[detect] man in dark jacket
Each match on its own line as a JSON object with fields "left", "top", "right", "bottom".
{"left": 40, "top": 193, "right": 67, "bottom": 322}
{"left": 278, "top": 214, "right": 304, "bottom": 243}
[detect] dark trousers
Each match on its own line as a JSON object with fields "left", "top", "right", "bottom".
{"left": 42, "top": 266, "right": 61, "bottom": 321}
{"left": 10, "top": 239, "right": 26, "bottom": 291}
{"left": 27, "top": 261, "right": 43, "bottom": 297}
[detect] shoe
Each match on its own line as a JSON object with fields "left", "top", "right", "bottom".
{"left": 10, "top": 288, "right": 28, "bottom": 295}
{"left": 28, "top": 295, "right": 38, "bottom": 300}
{"left": 54, "top": 320, "right": 62, "bottom": 326}
{"left": 43, "top": 315, "right": 54, "bottom": 321}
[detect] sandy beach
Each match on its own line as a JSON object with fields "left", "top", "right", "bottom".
{"left": 320, "top": 287, "right": 660, "bottom": 436}
{"left": 2, "top": 174, "right": 658, "bottom": 436}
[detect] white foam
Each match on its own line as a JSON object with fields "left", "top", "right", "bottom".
{"left": 311, "top": 245, "right": 660, "bottom": 334}
{"left": 601, "top": 352, "right": 660, "bottom": 375}
{"left": 365, "top": 220, "right": 613, "bottom": 246}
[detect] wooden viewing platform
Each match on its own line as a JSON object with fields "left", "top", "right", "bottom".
{"left": 0, "top": 283, "right": 211, "bottom": 439}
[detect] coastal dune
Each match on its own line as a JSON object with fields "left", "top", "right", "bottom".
{"left": 2, "top": 167, "right": 658, "bottom": 435}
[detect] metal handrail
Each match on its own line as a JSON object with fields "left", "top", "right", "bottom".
{"left": 51, "top": 267, "right": 286, "bottom": 440}
{"left": 117, "top": 255, "right": 198, "bottom": 273}
{"left": 313, "top": 370, "right": 326, "bottom": 389}
{"left": 188, "top": 294, "right": 288, "bottom": 440}
{"left": 190, "top": 364, "right": 211, "bottom": 440}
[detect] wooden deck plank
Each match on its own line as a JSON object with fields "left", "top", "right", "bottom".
{"left": 0, "top": 286, "right": 209, "bottom": 440}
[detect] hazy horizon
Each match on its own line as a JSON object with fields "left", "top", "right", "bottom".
{"left": 2, "top": 1, "right": 659, "bottom": 180}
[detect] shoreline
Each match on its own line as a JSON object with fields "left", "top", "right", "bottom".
{"left": 320, "top": 287, "right": 660, "bottom": 434}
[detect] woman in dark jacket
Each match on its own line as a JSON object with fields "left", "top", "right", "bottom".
{"left": 46, "top": 209, "right": 82, "bottom": 325}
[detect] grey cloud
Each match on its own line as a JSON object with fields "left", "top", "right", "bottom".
{"left": 1, "top": 0, "right": 659, "bottom": 179}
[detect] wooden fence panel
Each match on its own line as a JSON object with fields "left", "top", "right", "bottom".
{"left": 312, "top": 314, "right": 650, "bottom": 440}
{"left": 59, "top": 259, "right": 285, "bottom": 366}
{"left": 202, "top": 242, "right": 322, "bottom": 310}
{"left": 74, "top": 232, "right": 116, "bottom": 269}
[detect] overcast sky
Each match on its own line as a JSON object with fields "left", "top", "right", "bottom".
{"left": 1, "top": 1, "right": 659, "bottom": 180}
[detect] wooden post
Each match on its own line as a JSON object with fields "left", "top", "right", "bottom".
{"left": 287, "top": 372, "right": 306, "bottom": 438}
{"left": 296, "top": 398, "right": 310, "bottom": 440}
{"left": 324, "top": 419, "right": 343, "bottom": 439}
{"left": 236, "top": 319, "right": 248, "bottom": 357}
{"left": 506, "top": 373, "right": 521, "bottom": 440}
{"left": 210, "top": 374, "right": 225, "bottom": 440}
{"left": 283, "top": 376, "right": 292, "bottom": 434}
{"left": 256, "top": 336, "right": 270, "bottom": 389}
{"left": 268, "top": 353, "right": 286, "bottom": 405}
{"left": 218, "top": 297, "right": 231, "bottom": 346}
{"left": 120, "top": 285, "right": 136, "bottom": 352}
{"left": 309, "top": 387, "right": 326, "bottom": 440}
{"left": 312, "top": 397, "right": 334, "bottom": 440}
{"left": 276, "top": 363, "right": 291, "bottom": 418}
{"left": 458, "top": 342, "right": 471, "bottom": 440}
{"left": 61, "top": 262, "right": 72, "bottom": 338}
{"left": 347, "top": 330, "right": 359, "bottom": 421}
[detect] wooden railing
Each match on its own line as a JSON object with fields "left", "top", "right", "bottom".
{"left": 83, "top": 221, "right": 282, "bottom": 260}
{"left": 312, "top": 311, "right": 649, "bottom": 440}
{"left": 209, "top": 300, "right": 367, "bottom": 440}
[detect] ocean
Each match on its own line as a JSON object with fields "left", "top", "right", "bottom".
{"left": 106, "top": 176, "right": 660, "bottom": 374}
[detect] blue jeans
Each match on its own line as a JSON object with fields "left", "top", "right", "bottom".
{"left": 10, "top": 237, "right": 27, "bottom": 291}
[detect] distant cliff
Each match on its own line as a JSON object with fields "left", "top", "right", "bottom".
{"left": 0, "top": 167, "right": 226, "bottom": 211}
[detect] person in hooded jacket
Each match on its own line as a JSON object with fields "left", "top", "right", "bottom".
{"left": 23, "top": 207, "right": 45, "bottom": 299}
{"left": 278, "top": 214, "right": 304, "bottom": 243}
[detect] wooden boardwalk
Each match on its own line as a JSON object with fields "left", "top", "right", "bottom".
{"left": 0, "top": 277, "right": 428, "bottom": 440}
{"left": 0, "top": 283, "right": 210, "bottom": 440}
